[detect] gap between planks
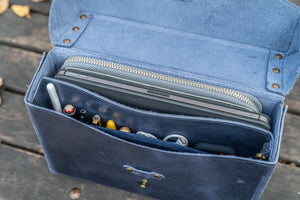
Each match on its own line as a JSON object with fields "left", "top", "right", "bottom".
{"left": 0, "top": 139, "right": 44, "bottom": 156}
{"left": 0, "top": 41, "right": 45, "bottom": 54}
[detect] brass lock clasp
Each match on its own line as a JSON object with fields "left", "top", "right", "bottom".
{"left": 123, "top": 165, "right": 165, "bottom": 189}
{"left": 140, "top": 179, "right": 148, "bottom": 189}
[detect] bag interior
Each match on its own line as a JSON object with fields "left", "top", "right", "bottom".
{"left": 26, "top": 47, "right": 284, "bottom": 162}
{"left": 25, "top": 0, "right": 300, "bottom": 162}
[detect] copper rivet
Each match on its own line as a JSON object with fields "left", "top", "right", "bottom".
{"left": 72, "top": 27, "right": 80, "bottom": 31}
{"left": 275, "top": 54, "right": 283, "bottom": 59}
{"left": 125, "top": 167, "right": 133, "bottom": 172}
{"left": 272, "top": 83, "right": 280, "bottom": 89}
{"left": 153, "top": 174, "right": 161, "bottom": 179}
{"left": 69, "top": 188, "right": 81, "bottom": 199}
{"left": 80, "top": 14, "right": 87, "bottom": 20}
{"left": 63, "top": 39, "right": 70, "bottom": 44}
{"left": 273, "top": 68, "right": 280, "bottom": 73}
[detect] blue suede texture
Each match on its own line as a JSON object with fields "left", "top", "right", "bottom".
{"left": 49, "top": 0, "right": 300, "bottom": 95}
{"left": 23, "top": 0, "right": 300, "bottom": 199}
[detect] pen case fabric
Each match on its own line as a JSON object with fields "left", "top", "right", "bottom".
{"left": 59, "top": 56, "right": 263, "bottom": 113}
{"left": 24, "top": 0, "right": 300, "bottom": 199}
{"left": 55, "top": 56, "right": 271, "bottom": 130}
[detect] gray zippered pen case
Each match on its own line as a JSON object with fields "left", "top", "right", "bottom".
{"left": 55, "top": 56, "right": 271, "bottom": 130}
{"left": 24, "top": 0, "right": 300, "bottom": 199}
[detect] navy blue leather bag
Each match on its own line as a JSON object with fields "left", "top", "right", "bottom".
{"left": 24, "top": 0, "right": 300, "bottom": 199}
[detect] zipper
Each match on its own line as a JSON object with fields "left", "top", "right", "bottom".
{"left": 64, "top": 56, "right": 261, "bottom": 112}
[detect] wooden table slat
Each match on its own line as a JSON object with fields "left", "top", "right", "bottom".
{"left": 261, "top": 163, "right": 300, "bottom": 200}
{"left": 0, "top": 9, "right": 52, "bottom": 52}
{"left": 10, "top": 0, "right": 51, "bottom": 15}
{"left": 0, "top": 45, "right": 41, "bottom": 94}
{"left": 279, "top": 113, "right": 300, "bottom": 164}
{"left": 286, "top": 79, "right": 300, "bottom": 115}
{"left": 0, "top": 91, "right": 41, "bottom": 152}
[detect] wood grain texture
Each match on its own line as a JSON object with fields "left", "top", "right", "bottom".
{"left": 286, "top": 0, "right": 300, "bottom": 115}
{"left": 10, "top": 0, "right": 51, "bottom": 15}
{"left": 286, "top": 79, "right": 300, "bottom": 115}
{"left": 0, "top": 91, "right": 41, "bottom": 152}
{"left": 0, "top": 45, "right": 41, "bottom": 94}
{"left": 279, "top": 113, "right": 300, "bottom": 164}
{"left": 261, "top": 163, "right": 300, "bottom": 200}
{"left": 0, "top": 144, "right": 155, "bottom": 200}
{"left": 0, "top": 9, "right": 53, "bottom": 52}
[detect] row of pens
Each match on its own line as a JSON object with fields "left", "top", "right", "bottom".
{"left": 46, "top": 82, "right": 187, "bottom": 145}
{"left": 62, "top": 104, "right": 131, "bottom": 132}
{"left": 61, "top": 104, "right": 191, "bottom": 146}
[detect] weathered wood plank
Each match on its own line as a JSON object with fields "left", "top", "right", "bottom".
{"left": 286, "top": 79, "right": 300, "bottom": 115}
{"left": 0, "top": 91, "right": 41, "bottom": 152}
{"left": 10, "top": 0, "right": 51, "bottom": 15}
{"left": 279, "top": 113, "right": 300, "bottom": 164}
{"left": 261, "top": 163, "right": 300, "bottom": 200}
{"left": 0, "top": 144, "right": 154, "bottom": 200}
{"left": 286, "top": 0, "right": 300, "bottom": 113}
{"left": 0, "top": 9, "right": 53, "bottom": 52}
{"left": 0, "top": 45, "right": 41, "bottom": 94}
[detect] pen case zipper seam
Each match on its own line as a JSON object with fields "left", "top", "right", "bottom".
{"left": 63, "top": 56, "right": 262, "bottom": 113}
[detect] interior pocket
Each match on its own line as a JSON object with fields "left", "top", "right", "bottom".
{"left": 92, "top": 126, "right": 207, "bottom": 154}
{"left": 32, "top": 77, "right": 274, "bottom": 158}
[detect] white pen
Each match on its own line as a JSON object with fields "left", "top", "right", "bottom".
{"left": 46, "top": 83, "right": 62, "bottom": 113}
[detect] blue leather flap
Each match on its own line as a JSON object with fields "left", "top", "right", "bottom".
{"left": 49, "top": 0, "right": 300, "bottom": 96}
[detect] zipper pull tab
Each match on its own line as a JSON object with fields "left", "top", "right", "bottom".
{"left": 255, "top": 141, "right": 271, "bottom": 160}
{"left": 255, "top": 151, "right": 268, "bottom": 160}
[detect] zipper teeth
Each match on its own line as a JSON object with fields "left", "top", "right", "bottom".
{"left": 65, "top": 57, "right": 257, "bottom": 109}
